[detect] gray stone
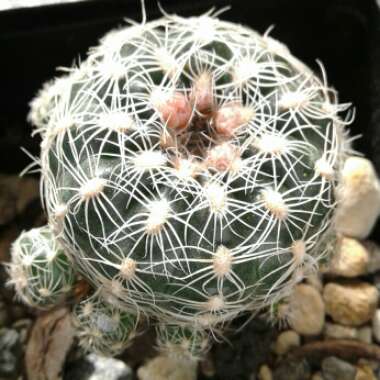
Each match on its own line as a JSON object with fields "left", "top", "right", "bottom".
{"left": 273, "top": 360, "right": 311, "bottom": 380}
{"left": 0, "top": 328, "right": 22, "bottom": 379}
{"left": 357, "top": 326, "right": 373, "bottom": 344}
{"left": 322, "top": 356, "right": 357, "bottom": 380}
{"left": 64, "top": 353, "right": 133, "bottom": 380}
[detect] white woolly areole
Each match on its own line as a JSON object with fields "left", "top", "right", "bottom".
{"left": 54, "top": 203, "right": 68, "bottom": 220}
{"left": 98, "top": 111, "right": 135, "bottom": 132}
{"left": 173, "top": 158, "right": 199, "bottom": 180}
{"left": 97, "top": 58, "right": 126, "bottom": 80}
{"left": 314, "top": 157, "right": 334, "bottom": 180}
{"left": 150, "top": 87, "right": 172, "bottom": 108}
{"left": 204, "top": 182, "right": 228, "bottom": 214}
{"left": 53, "top": 116, "right": 75, "bottom": 134}
{"left": 291, "top": 240, "right": 306, "bottom": 265}
{"left": 279, "top": 91, "right": 309, "bottom": 110}
{"left": 233, "top": 57, "right": 260, "bottom": 83}
{"left": 104, "top": 279, "right": 124, "bottom": 299}
{"left": 145, "top": 199, "right": 171, "bottom": 234}
{"left": 132, "top": 150, "right": 167, "bottom": 171}
{"left": 79, "top": 177, "right": 107, "bottom": 200}
{"left": 38, "top": 288, "right": 51, "bottom": 297}
{"left": 262, "top": 189, "right": 288, "bottom": 220}
{"left": 253, "top": 134, "right": 288, "bottom": 156}
{"left": 154, "top": 47, "right": 178, "bottom": 75}
{"left": 119, "top": 257, "right": 137, "bottom": 280}
{"left": 21, "top": 254, "right": 34, "bottom": 268}
{"left": 205, "top": 295, "right": 225, "bottom": 312}
{"left": 213, "top": 245, "right": 233, "bottom": 277}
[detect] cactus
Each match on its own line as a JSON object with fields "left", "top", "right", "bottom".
{"left": 8, "top": 226, "right": 75, "bottom": 309}
{"left": 73, "top": 291, "right": 138, "bottom": 356}
{"left": 156, "top": 323, "right": 210, "bottom": 361}
{"left": 10, "top": 9, "right": 353, "bottom": 357}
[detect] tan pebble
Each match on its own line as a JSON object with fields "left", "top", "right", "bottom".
{"left": 357, "top": 359, "right": 380, "bottom": 372}
{"left": 258, "top": 364, "right": 273, "bottom": 380}
{"left": 328, "top": 237, "right": 369, "bottom": 277}
{"left": 323, "top": 282, "right": 379, "bottom": 326}
{"left": 311, "top": 372, "right": 324, "bottom": 380}
{"left": 287, "top": 284, "right": 325, "bottom": 335}
{"left": 355, "top": 365, "right": 377, "bottom": 380}
{"left": 274, "top": 330, "right": 300, "bottom": 355}
{"left": 137, "top": 355, "right": 197, "bottom": 380}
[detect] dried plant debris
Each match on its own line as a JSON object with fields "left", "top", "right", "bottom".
{"left": 25, "top": 307, "right": 75, "bottom": 380}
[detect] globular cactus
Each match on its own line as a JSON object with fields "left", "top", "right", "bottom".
{"left": 8, "top": 226, "right": 75, "bottom": 309}
{"left": 11, "top": 8, "right": 353, "bottom": 358}
{"left": 73, "top": 291, "right": 138, "bottom": 356}
{"left": 156, "top": 324, "right": 210, "bottom": 361}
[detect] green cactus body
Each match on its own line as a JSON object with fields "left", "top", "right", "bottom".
{"left": 14, "top": 10, "right": 353, "bottom": 355}
{"left": 8, "top": 226, "right": 75, "bottom": 308}
{"left": 73, "top": 291, "right": 138, "bottom": 356}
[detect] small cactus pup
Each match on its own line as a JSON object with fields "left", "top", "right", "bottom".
{"left": 73, "top": 290, "right": 138, "bottom": 356}
{"left": 156, "top": 324, "right": 210, "bottom": 362}
{"left": 8, "top": 226, "right": 75, "bottom": 309}
{"left": 10, "top": 8, "right": 354, "bottom": 358}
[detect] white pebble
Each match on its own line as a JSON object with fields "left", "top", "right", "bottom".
{"left": 335, "top": 157, "right": 380, "bottom": 239}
